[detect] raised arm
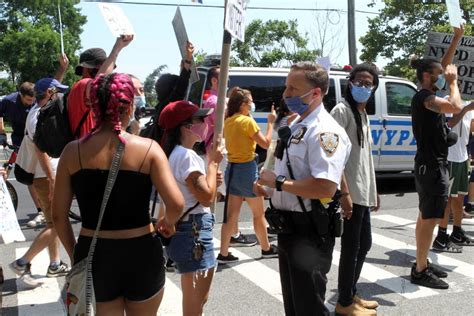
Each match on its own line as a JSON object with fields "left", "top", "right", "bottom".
{"left": 441, "top": 26, "right": 464, "bottom": 69}
{"left": 424, "top": 65, "right": 462, "bottom": 114}
{"left": 97, "top": 35, "right": 134, "bottom": 76}
{"left": 54, "top": 54, "right": 69, "bottom": 83}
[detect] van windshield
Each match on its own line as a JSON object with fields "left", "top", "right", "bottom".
{"left": 229, "top": 75, "right": 286, "bottom": 112}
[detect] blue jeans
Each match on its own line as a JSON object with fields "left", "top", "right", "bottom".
{"left": 337, "top": 204, "right": 372, "bottom": 307}
{"left": 166, "top": 213, "right": 216, "bottom": 274}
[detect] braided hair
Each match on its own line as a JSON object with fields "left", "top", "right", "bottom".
{"left": 88, "top": 73, "right": 134, "bottom": 143}
{"left": 345, "top": 63, "right": 380, "bottom": 147}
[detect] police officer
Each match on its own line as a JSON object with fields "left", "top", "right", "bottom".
{"left": 256, "top": 62, "right": 351, "bottom": 316}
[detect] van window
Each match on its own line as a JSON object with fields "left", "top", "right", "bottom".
{"left": 228, "top": 75, "right": 286, "bottom": 112}
{"left": 340, "top": 79, "right": 376, "bottom": 115}
{"left": 323, "top": 79, "right": 336, "bottom": 112}
{"left": 386, "top": 82, "right": 416, "bottom": 116}
{"left": 188, "top": 72, "right": 207, "bottom": 107}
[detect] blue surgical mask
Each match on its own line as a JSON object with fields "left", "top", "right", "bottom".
{"left": 134, "top": 95, "right": 146, "bottom": 108}
{"left": 250, "top": 102, "right": 256, "bottom": 112}
{"left": 350, "top": 84, "right": 372, "bottom": 103}
{"left": 434, "top": 74, "right": 446, "bottom": 91}
{"left": 284, "top": 89, "right": 313, "bottom": 115}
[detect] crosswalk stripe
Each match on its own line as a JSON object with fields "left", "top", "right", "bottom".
{"left": 372, "top": 214, "right": 452, "bottom": 235}
{"left": 331, "top": 250, "right": 438, "bottom": 299}
{"left": 158, "top": 277, "right": 183, "bottom": 316}
{"left": 371, "top": 232, "right": 474, "bottom": 279}
{"left": 213, "top": 238, "right": 336, "bottom": 312}
{"left": 15, "top": 247, "right": 66, "bottom": 315}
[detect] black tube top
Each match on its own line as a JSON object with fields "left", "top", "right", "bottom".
{"left": 71, "top": 169, "right": 153, "bottom": 230}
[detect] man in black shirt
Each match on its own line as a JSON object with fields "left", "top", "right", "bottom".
{"left": 410, "top": 58, "right": 462, "bottom": 289}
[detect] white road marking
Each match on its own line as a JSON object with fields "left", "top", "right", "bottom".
{"left": 15, "top": 247, "right": 65, "bottom": 316}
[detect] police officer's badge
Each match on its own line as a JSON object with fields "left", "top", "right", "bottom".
{"left": 291, "top": 127, "right": 307, "bottom": 144}
{"left": 319, "top": 133, "right": 339, "bottom": 155}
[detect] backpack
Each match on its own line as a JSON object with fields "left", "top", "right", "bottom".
{"left": 34, "top": 94, "right": 90, "bottom": 158}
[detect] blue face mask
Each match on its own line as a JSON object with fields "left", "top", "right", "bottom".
{"left": 434, "top": 74, "right": 446, "bottom": 91}
{"left": 134, "top": 95, "right": 146, "bottom": 108}
{"left": 284, "top": 89, "right": 313, "bottom": 115}
{"left": 350, "top": 84, "right": 372, "bottom": 104}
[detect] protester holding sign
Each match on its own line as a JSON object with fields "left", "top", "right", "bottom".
{"left": 410, "top": 53, "right": 463, "bottom": 289}
{"left": 68, "top": 35, "right": 134, "bottom": 139}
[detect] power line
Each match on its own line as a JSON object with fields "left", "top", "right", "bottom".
{"left": 82, "top": 0, "right": 380, "bottom": 15}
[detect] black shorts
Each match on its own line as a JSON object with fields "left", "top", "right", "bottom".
{"left": 414, "top": 162, "right": 449, "bottom": 219}
{"left": 73, "top": 233, "right": 165, "bottom": 302}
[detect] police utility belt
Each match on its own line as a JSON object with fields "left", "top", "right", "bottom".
{"left": 265, "top": 126, "right": 344, "bottom": 240}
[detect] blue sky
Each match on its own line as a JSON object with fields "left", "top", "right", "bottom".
{"left": 76, "top": 0, "right": 386, "bottom": 82}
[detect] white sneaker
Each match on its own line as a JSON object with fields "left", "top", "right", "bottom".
{"left": 19, "top": 273, "right": 43, "bottom": 289}
{"left": 27, "top": 212, "right": 45, "bottom": 228}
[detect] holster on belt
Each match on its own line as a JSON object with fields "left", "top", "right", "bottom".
{"left": 265, "top": 207, "right": 294, "bottom": 234}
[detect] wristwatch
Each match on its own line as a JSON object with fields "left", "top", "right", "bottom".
{"left": 275, "top": 175, "right": 287, "bottom": 191}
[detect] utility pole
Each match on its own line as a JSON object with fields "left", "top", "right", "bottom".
{"left": 348, "top": 0, "right": 357, "bottom": 66}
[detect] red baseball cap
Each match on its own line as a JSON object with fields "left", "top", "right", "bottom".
{"left": 159, "top": 100, "right": 213, "bottom": 130}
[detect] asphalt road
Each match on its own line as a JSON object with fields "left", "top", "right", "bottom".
{"left": 1, "top": 174, "right": 474, "bottom": 316}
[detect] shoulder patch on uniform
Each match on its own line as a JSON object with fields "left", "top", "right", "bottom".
{"left": 319, "top": 132, "right": 339, "bottom": 155}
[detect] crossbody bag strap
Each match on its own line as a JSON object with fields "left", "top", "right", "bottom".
{"left": 177, "top": 201, "right": 200, "bottom": 222}
{"left": 73, "top": 110, "right": 91, "bottom": 139}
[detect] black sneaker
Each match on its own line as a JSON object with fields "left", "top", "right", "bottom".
{"left": 426, "top": 260, "right": 447, "bottom": 278}
{"left": 411, "top": 264, "right": 449, "bottom": 289}
{"left": 261, "top": 245, "right": 278, "bottom": 258}
{"left": 47, "top": 262, "right": 70, "bottom": 277}
{"left": 450, "top": 231, "right": 474, "bottom": 246}
{"left": 230, "top": 233, "right": 257, "bottom": 247}
{"left": 432, "top": 236, "right": 463, "bottom": 253}
{"left": 217, "top": 252, "right": 239, "bottom": 264}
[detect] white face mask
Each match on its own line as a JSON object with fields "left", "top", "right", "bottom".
{"left": 250, "top": 102, "right": 256, "bottom": 112}
{"left": 134, "top": 95, "right": 146, "bottom": 108}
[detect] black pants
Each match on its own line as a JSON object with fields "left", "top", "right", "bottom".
{"left": 277, "top": 212, "right": 334, "bottom": 316}
{"left": 337, "top": 204, "right": 372, "bottom": 307}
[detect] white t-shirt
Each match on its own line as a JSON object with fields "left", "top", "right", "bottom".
{"left": 169, "top": 145, "right": 210, "bottom": 215}
{"left": 25, "top": 104, "right": 58, "bottom": 178}
{"left": 447, "top": 102, "right": 474, "bottom": 163}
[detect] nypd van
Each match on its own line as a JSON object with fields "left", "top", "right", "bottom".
{"left": 187, "top": 66, "right": 418, "bottom": 173}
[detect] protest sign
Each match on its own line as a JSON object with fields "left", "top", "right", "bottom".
{"left": 317, "top": 56, "right": 331, "bottom": 71}
{"left": 98, "top": 3, "right": 135, "bottom": 37}
{"left": 425, "top": 31, "right": 474, "bottom": 100}
{"left": 172, "top": 7, "right": 199, "bottom": 85}
{"left": 446, "top": 0, "right": 462, "bottom": 28}
{"left": 224, "top": 0, "right": 247, "bottom": 42}
{"left": 0, "top": 178, "right": 25, "bottom": 244}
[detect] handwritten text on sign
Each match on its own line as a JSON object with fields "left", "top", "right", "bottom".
{"left": 225, "top": 0, "right": 246, "bottom": 42}
{"left": 425, "top": 32, "right": 474, "bottom": 99}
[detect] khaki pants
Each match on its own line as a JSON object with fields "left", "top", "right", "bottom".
{"left": 32, "top": 178, "right": 53, "bottom": 226}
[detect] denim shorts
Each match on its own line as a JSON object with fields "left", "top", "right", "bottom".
{"left": 225, "top": 159, "right": 258, "bottom": 197}
{"left": 166, "top": 213, "right": 216, "bottom": 274}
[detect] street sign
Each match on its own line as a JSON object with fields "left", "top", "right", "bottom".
{"left": 224, "top": 0, "right": 247, "bottom": 42}
{"left": 172, "top": 7, "right": 199, "bottom": 85}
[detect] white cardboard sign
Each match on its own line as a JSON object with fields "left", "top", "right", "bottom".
{"left": 446, "top": 0, "right": 463, "bottom": 28}
{"left": 172, "top": 7, "right": 199, "bottom": 84}
{"left": 224, "top": 0, "right": 247, "bottom": 42}
{"left": 98, "top": 3, "right": 135, "bottom": 37}
{"left": 0, "top": 178, "right": 25, "bottom": 244}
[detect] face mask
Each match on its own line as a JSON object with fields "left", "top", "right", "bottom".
{"left": 250, "top": 102, "right": 256, "bottom": 112}
{"left": 350, "top": 83, "right": 373, "bottom": 103}
{"left": 134, "top": 95, "right": 146, "bottom": 108}
{"left": 189, "top": 122, "right": 208, "bottom": 142}
{"left": 434, "top": 74, "right": 446, "bottom": 91}
{"left": 284, "top": 89, "right": 313, "bottom": 115}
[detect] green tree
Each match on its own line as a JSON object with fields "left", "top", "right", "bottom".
{"left": 144, "top": 65, "right": 168, "bottom": 107}
{"left": 231, "top": 19, "right": 320, "bottom": 68}
{"left": 0, "top": 0, "right": 87, "bottom": 87}
{"left": 194, "top": 49, "right": 208, "bottom": 66}
{"left": 360, "top": 1, "right": 473, "bottom": 79}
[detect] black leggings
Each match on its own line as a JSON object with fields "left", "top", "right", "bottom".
{"left": 73, "top": 233, "right": 165, "bottom": 302}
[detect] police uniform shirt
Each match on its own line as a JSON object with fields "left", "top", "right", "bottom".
{"left": 271, "top": 104, "right": 352, "bottom": 212}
